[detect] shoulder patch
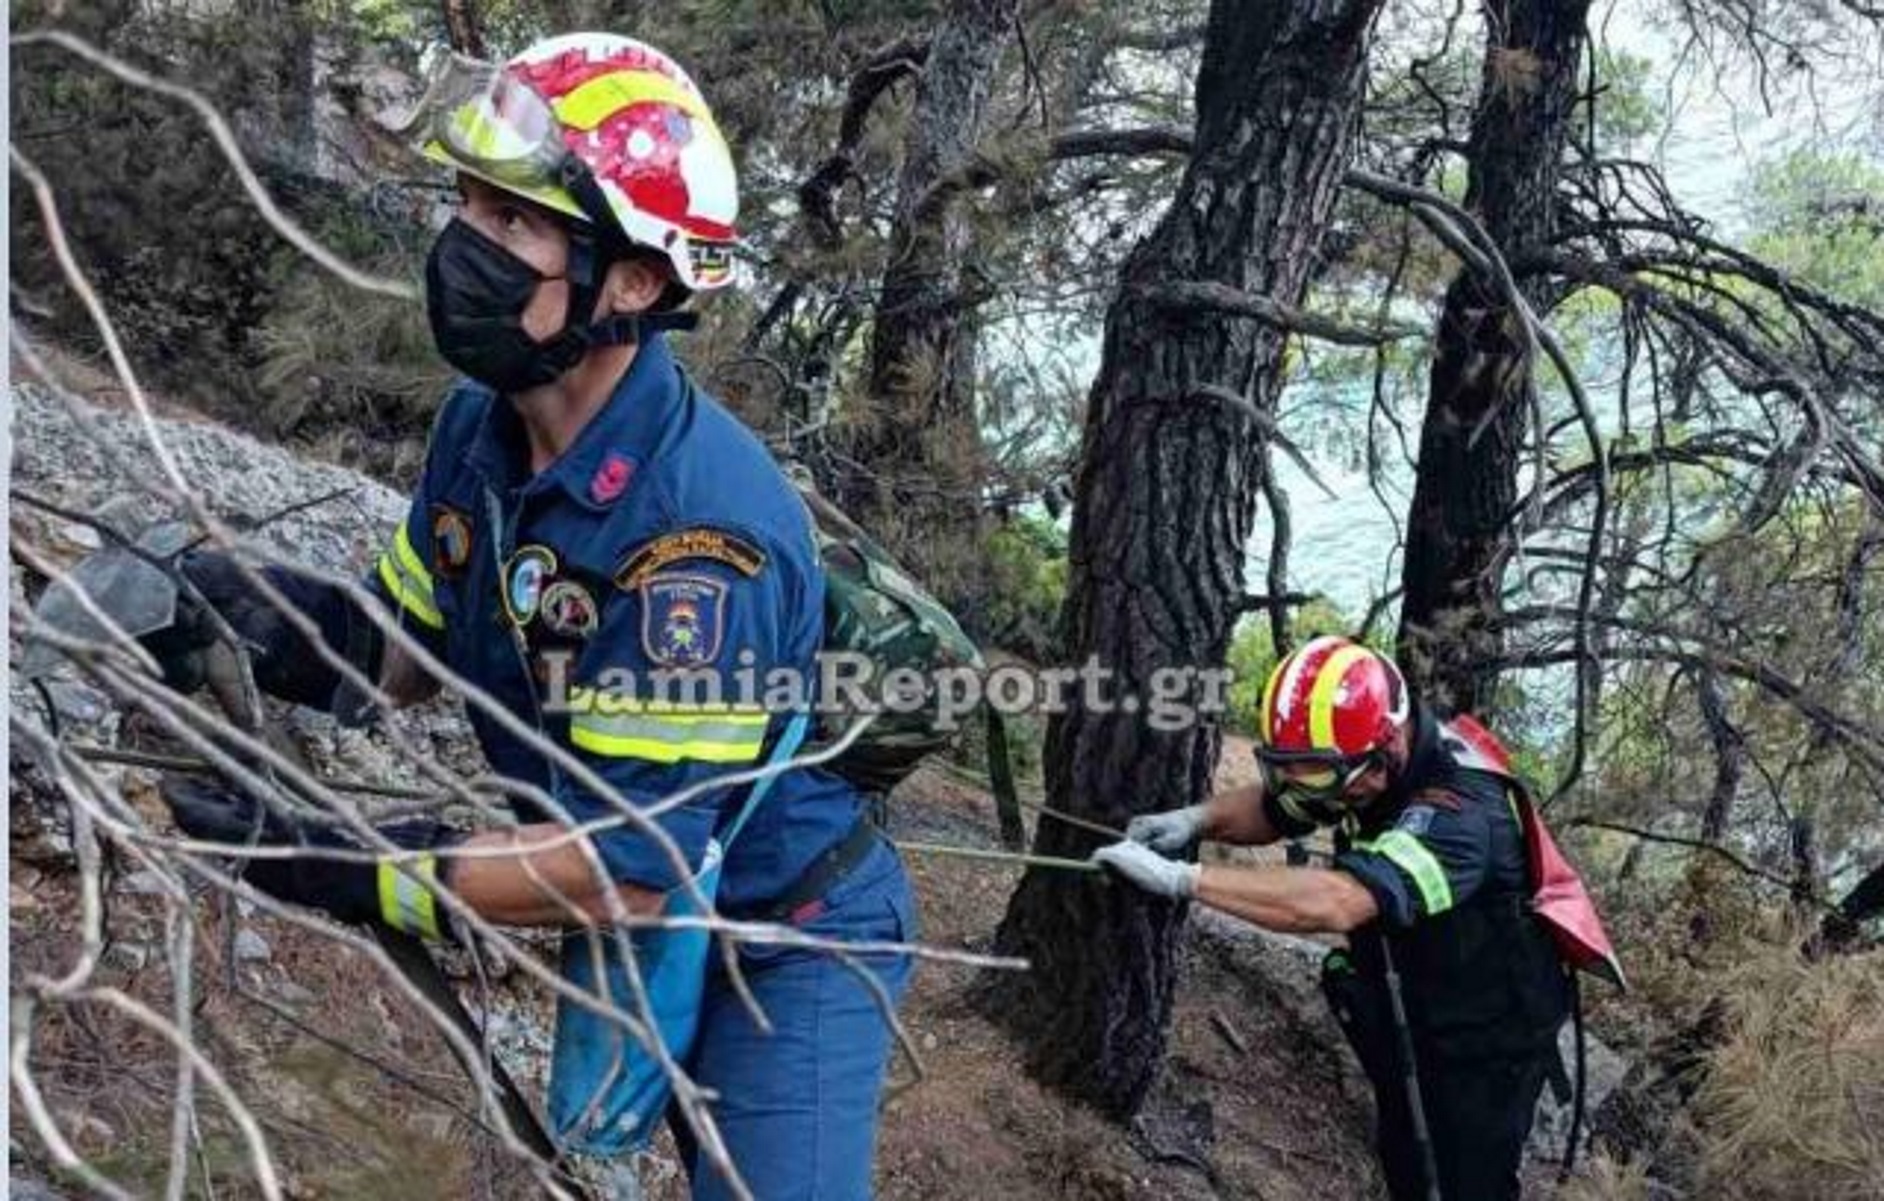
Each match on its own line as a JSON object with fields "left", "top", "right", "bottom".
{"left": 640, "top": 573, "right": 728, "bottom": 667}
{"left": 1395, "top": 804, "right": 1438, "bottom": 836}
{"left": 430, "top": 504, "right": 473, "bottom": 578}
{"left": 614, "top": 527, "right": 767, "bottom": 591}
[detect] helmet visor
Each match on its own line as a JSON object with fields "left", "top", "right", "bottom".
{"left": 396, "top": 53, "right": 569, "bottom": 192}
{"left": 1255, "top": 748, "right": 1380, "bottom": 807}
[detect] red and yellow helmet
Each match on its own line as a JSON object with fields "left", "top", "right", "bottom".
{"left": 1255, "top": 636, "right": 1410, "bottom": 803}
{"left": 399, "top": 33, "right": 739, "bottom": 293}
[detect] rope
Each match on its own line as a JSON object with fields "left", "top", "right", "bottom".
{"left": 891, "top": 840, "right": 1101, "bottom": 874}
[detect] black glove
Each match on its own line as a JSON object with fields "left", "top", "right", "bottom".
{"left": 161, "top": 775, "right": 458, "bottom": 942}
{"left": 148, "top": 551, "right": 381, "bottom": 715}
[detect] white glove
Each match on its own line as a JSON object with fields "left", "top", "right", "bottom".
{"left": 1125, "top": 804, "right": 1211, "bottom": 854}
{"left": 1092, "top": 840, "right": 1200, "bottom": 899}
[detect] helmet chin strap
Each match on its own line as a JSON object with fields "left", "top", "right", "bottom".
{"left": 537, "top": 215, "right": 699, "bottom": 367}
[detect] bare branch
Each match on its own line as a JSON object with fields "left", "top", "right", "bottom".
{"left": 1141, "top": 279, "right": 1427, "bottom": 346}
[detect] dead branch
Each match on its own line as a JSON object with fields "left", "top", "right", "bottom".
{"left": 1140, "top": 280, "right": 1427, "bottom": 347}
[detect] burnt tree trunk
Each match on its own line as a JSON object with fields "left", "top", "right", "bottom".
{"left": 842, "top": 0, "right": 1017, "bottom": 578}
{"left": 1396, "top": 0, "right": 1591, "bottom": 713}
{"left": 1689, "top": 665, "right": 1745, "bottom": 943}
{"left": 1816, "top": 860, "right": 1884, "bottom": 954}
{"left": 1695, "top": 666, "right": 1745, "bottom": 845}
{"left": 983, "top": 0, "right": 1383, "bottom": 1118}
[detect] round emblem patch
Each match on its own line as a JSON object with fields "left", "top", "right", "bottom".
{"left": 503, "top": 545, "right": 558, "bottom": 626}
{"left": 540, "top": 579, "right": 600, "bottom": 640}
{"left": 430, "top": 506, "right": 473, "bottom": 577}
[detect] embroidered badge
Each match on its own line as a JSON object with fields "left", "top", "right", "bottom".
{"left": 640, "top": 574, "right": 727, "bottom": 667}
{"left": 502, "top": 545, "right": 558, "bottom": 626}
{"left": 539, "top": 578, "right": 600, "bottom": 640}
{"left": 590, "top": 451, "right": 636, "bottom": 505}
{"left": 614, "top": 527, "right": 767, "bottom": 591}
{"left": 1396, "top": 804, "right": 1437, "bottom": 837}
{"left": 430, "top": 505, "right": 473, "bottom": 578}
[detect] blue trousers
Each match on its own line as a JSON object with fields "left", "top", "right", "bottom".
{"left": 675, "top": 840, "right": 917, "bottom": 1200}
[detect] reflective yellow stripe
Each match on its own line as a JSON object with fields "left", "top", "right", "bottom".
{"left": 375, "top": 521, "right": 443, "bottom": 630}
{"left": 377, "top": 854, "right": 442, "bottom": 940}
{"left": 566, "top": 687, "right": 768, "bottom": 762}
{"left": 376, "top": 552, "right": 445, "bottom": 630}
{"left": 553, "top": 70, "right": 710, "bottom": 131}
{"left": 1362, "top": 829, "right": 1454, "bottom": 915}
{"left": 1307, "top": 644, "right": 1369, "bottom": 750}
{"left": 570, "top": 719, "right": 765, "bottom": 764}
{"left": 392, "top": 523, "right": 434, "bottom": 594}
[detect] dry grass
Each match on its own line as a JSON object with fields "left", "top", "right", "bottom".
{"left": 1691, "top": 944, "right": 1884, "bottom": 1199}
{"left": 1557, "top": 1152, "right": 1656, "bottom": 1201}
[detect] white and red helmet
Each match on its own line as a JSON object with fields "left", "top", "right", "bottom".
{"left": 403, "top": 33, "right": 739, "bottom": 293}
{"left": 1255, "top": 636, "right": 1410, "bottom": 801}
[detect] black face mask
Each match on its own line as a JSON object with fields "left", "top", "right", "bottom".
{"left": 424, "top": 218, "right": 606, "bottom": 393}
{"left": 425, "top": 217, "right": 701, "bottom": 393}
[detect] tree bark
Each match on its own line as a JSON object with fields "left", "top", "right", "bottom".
{"left": 1695, "top": 666, "right": 1745, "bottom": 845}
{"left": 441, "top": 0, "right": 486, "bottom": 58}
{"left": 1816, "top": 860, "right": 1884, "bottom": 953}
{"left": 1688, "top": 664, "right": 1745, "bottom": 943}
{"left": 840, "top": 0, "right": 1017, "bottom": 579}
{"left": 982, "top": 0, "right": 1384, "bottom": 1118}
{"left": 1396, "top": 0, "right": 1592, "bottom": 713}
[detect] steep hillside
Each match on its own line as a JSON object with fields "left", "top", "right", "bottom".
{"left": 10, "top": 374, "right": 1596, "bottom": 1199}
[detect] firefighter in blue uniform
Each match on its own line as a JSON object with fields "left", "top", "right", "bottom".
{"left": 1093, "top": 636, "right": 1574, "bottom": 1201}
{"left": 150, "top": 33, "right": 914, "bottom": 1200}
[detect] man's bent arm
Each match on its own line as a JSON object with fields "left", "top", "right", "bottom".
{"left": 449, "top": 825, "right": 663, "bottom": 926}
{"left": 1201, "top": 783, "right": 1288, "bottom": 846}
{"left": 1194, "top": 864, "right": 1378, "bottom": 934}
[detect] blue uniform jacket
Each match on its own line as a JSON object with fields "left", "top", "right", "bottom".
{"left": 373, "top": 335, "right": 864, "bottom": 911}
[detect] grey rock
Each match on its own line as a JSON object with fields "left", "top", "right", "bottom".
{"left": 104, "top": 942, "right": 151, "bottom": 972}
{"left": 118, "top": 869, "right": 173, "bottom": 897}
{"left": 39, "top": 680, "right": 111, "bottom": 727}
{"left": 234, "top": 928, "right": 272, "bottom": 962}
{"left": 58, "top": 522, "right": 103, "bottom": 551}
{"left": 10, "top": 1173, "right": 74, "bottom": 1200}
{"left": 273, "top": 979, "right": 318, "bottom": 1007}
{"left": 592, "top": 1162, "right": 646, "bottom": 1201}
{"left": 1528, "top": 1018, "right": 1630, "bottom": 1168}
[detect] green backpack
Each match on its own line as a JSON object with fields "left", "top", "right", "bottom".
{"left": 794, "top": 484, "right": 985, "bottom": 794}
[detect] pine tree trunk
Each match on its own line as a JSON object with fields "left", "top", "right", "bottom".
{"left": 842, "top": 0, "right": 1018, "bottom": 580}
{"left": 982, "top": 0, "right": 1383, "bottom": 1119}
{"left": 1396, "top": 0, "right": 1591, "bottom": 713}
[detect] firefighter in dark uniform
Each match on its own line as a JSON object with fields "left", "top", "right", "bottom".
{"left": 1093, "top": 636, "right": 1571, "bottom": 1200}
{"left": 146, "top": 33, "right": 913, "bottom": 1200}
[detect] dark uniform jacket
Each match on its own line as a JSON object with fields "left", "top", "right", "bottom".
{"left": 1266, "top": 705, "right": 1570, "bottom": 1063}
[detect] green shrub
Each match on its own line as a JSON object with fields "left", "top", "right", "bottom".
{"left": 976, "top": 513, "right": 1069, "bottom": 662}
